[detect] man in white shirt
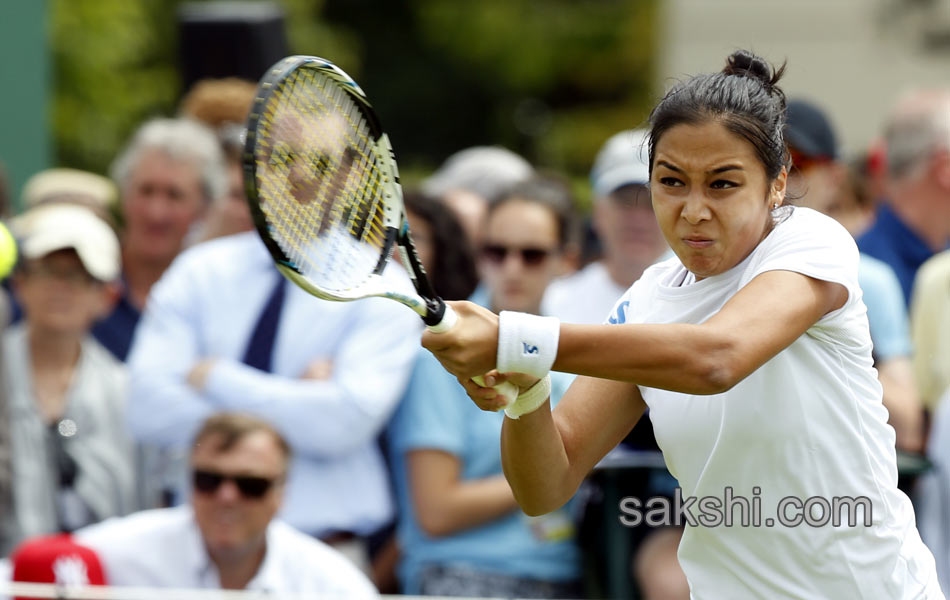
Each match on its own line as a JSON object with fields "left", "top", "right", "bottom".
{"left": 2, "top": 413, "right": 378, "bottom": 598}
{"left": 542, "top": 129, "right": 669, "bottom": 324}
{"left": 126, "top": 229, "right": 421, "bottom": 572}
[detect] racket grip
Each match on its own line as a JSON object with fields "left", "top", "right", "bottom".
{"left": 426, "top": 302, "right": 457, "bottom": 333}
{"left": 426, "top": 303, "right": 520, "bottom": 406}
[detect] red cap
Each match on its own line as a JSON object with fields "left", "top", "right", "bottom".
{"left": 10, "top": 534, "right": 106, "bottom": 597}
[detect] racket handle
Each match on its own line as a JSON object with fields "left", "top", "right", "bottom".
{"left": 426, "top": 302, "right": 458, "bottom": 333}
{"left": 426, "top": 303, "right": 520, "bottom": 406}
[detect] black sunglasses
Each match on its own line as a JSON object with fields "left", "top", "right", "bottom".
{"left": 192, "top": 469, "right": 281, "bottom": 499}
{"left": 480, "top": 244, "right": 553, "bottom": 267}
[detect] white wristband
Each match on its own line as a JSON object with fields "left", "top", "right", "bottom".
{"left": 497, "top": 311, "right": 560, "bottom": 379}
{"left": 505, "top": 374, "right": 552, "bottom": 419}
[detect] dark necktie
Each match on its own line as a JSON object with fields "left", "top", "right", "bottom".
{"left": 241, "top": 272, "right": 287, "bottom": 372}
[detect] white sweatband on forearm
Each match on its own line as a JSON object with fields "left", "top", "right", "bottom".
{"left": 496, "top": 311, "right": 560, "bottom": 379}
{"left": 504, "top": 374, "right": 552, "bottom": 419}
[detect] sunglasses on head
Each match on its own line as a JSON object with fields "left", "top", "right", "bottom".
{"left": 480, "top": 244, "right": 553, "bottom": 267}
{"left": 192, "top": 469, "right": 280, "bottom": 499}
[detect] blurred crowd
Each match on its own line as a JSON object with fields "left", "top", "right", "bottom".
{"left": 0, "top": 74, "right": 948, "bottom": 600}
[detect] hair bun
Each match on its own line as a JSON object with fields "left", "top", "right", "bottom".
{"left": 723, "top": 50, "right": 785, "bottom": 93}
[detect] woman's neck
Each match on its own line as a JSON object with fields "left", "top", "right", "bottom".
{"left": 27, "top": 326, "right": 82, "bottom": 423}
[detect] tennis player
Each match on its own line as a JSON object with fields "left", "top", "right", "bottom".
{"left": 423, "top": 50, "right": 944, "bottom": 598}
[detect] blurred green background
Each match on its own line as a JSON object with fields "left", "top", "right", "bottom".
{"left": 0, "top": 0, "right": 657, "bottom": 212}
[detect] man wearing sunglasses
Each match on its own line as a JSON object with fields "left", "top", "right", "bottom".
{"left": 4, "top": 413, "right": 378, "bottom": 597}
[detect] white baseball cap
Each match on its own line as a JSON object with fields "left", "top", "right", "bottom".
{"left": 423, "top": 146, "right": 534, "bottom": 201}
{"left": 590, "top": 129, "right": 651, "bottom": 198}
{"left": 19, "top": 204, "right": 120, "bottom": 282}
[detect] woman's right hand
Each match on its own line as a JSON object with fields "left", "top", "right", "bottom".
{"left": 422, "top": 300, "right": 501, "bottom": 380}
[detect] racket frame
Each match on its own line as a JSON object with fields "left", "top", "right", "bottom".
{"left": 243, "top": 55, "right": 447, "bottom": 326}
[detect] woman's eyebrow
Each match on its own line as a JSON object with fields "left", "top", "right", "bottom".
{"left": 655, "top": 161, "right": 744, "bottom": 174}
{"left": 709, "top": 164, "right": 743, "bottom": 174}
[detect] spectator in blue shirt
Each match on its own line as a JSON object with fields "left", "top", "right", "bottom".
{"left": 857, "top": 89, "right": 950, "bottom": 307}
{"left": 389, "top": 177, "right": 582, "bottom": 598}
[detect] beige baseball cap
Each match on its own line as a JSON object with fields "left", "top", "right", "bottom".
{"left": 21, "top": 168, "right": 117, "bottom": 215}
{"left": 19, "top": 204, "right": 120, "bottom": 282}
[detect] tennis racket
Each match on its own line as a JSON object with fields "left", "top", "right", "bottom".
{"left": 243, "top": 55, "right": 516, "bottom": 400}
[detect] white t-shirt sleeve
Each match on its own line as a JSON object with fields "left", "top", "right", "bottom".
{"left": 743, "top": 208, "right": 862, "bottom": 322}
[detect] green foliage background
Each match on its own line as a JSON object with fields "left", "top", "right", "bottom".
{"left": 51, "top": 0, "right": 657, "bottom": 208}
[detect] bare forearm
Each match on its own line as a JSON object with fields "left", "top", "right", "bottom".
{"left": 409, "top": 450, "right": 520, "bottom": 537}
{"left": 423, "top": 475, "right": 520, "bottom": 536}
{"left": 500, "top": 376, "right": 646, "bottom": 515}
{"left": 555, "top": 323, "right": 736, "bottom": 394}
{"left": 501, "top": 401, "right": 576, "bottom": 515}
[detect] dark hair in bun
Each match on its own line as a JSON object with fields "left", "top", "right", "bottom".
{"left": 648, "top": 50, "right": 789, "bottom": 180}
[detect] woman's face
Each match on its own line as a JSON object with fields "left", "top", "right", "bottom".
{"left": 651, "top": 120, "right": 786, "bottom": 280}
{"left": 479, "top": 199, "right": 563, "bottom": 315}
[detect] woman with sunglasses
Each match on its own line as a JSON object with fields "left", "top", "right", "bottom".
{"left": 388, "top": 178, "right": 583, "bottom": 598}
{"left": 422, "top": 50, "right": 943, "bottom": 599}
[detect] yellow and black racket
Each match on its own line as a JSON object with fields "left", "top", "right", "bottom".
{"left": 243, "top": 55, "right": 515, "bottom": 396}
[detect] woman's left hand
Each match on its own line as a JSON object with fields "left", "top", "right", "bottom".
{"left": 459, "top": 370, "right": 540, "bottom": 412}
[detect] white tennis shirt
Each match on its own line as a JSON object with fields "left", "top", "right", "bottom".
{"left": 610, "top": 207, "right": 942, "bottom": 599}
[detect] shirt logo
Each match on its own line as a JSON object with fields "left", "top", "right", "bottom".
{"left": 53, "top": 555, "right": 91, "bottom": 586}
{"left": 522, "top": 342, "right": 539, "bottom": 355}
{"left": 608, "top": 300, "right": 630, "bottom": 325}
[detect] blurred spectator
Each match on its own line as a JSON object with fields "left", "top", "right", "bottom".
{"left": 2, "top": 413, "right": 378, "bottom": 597}
{"left": 857, "top": 89, "right": 950, "bottom": 307}
{"left": 542, "top": 129, "right": 669, "bottom": 324}
{"left": 364, "top": 191, "right": 479, "bottom": 592}
{"left": 913, "top": 251, "right": 950, "bottom": 587}
{"left": 403, "top": 191, "right": 479, "bottom": 302}
{"left": 93, "top": 118, "right": 227, "bottom": 361}
{"left": 915, "top": 384, "right": 950, "bottom": 591}
{"left": 833, "top": 153, "right": 879, "bottom": 239}
{"left": 126, "top": 219, "right": 420, "bottom": 572}
{"left": 389, "top": 177, "right": 582, "bottom": 598}
{"left": 632, "top": 527, "right": 690, "bottom": 600}
{"left": 785, "top": 98, "right": 924, "bottom": 452}
{"left": 422, "top": 146, "right": 534, "bottom": 250}
{"left": 1, "top": 204, "right": 135, "bottom": 554}
{"left": 910, "top": 251, "right": 950, "bottom": 411}
{"left": 179, "top": 77, "right": 258, "bottom": 241}
{"left": 5, "top": 168, "right": 120, "bottom": 329}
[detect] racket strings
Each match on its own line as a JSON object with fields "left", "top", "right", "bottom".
{"left": 299, "top": 72, "right": 388, "bottom": 246}
{"left": 254, "top": 66, "right": 390, "bottom": 291}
